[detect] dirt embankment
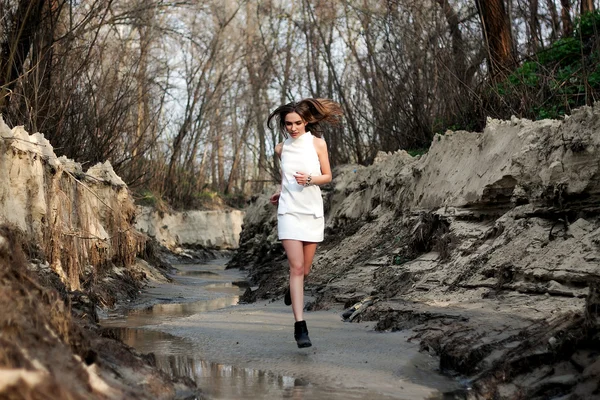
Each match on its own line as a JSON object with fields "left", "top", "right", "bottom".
{"left": 135, "top": 206, "right": 244, "bottom": 250}
{"left": 0, "top": 227, "right": 204, "bottom": 400}
{"left": 0, "top": 118, "right": 204, "bottom": 399}
{"left": 229, "top": 106, "right": 600, "bottom": 399}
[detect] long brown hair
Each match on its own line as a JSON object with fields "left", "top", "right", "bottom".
{"left": 267, "top": 98, "right": 343, "bottom": 138}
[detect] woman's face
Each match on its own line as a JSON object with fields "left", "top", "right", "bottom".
{"left": 284, "top": 112, "right": 307, "bottom": 139}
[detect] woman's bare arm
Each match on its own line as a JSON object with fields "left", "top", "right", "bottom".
{"left": 270, "top": 142, "right": 284, "bottom": 205}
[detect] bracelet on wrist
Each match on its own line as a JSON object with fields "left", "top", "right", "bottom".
{"left": 304, "top": 174, "right": 312, "bottom": 187}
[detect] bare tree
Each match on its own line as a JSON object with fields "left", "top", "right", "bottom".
{"left": 0, "top": 0, "right": 46, "bottom": 112}
{"left": 1, "top": 0, "right": 596, "bottom": 207}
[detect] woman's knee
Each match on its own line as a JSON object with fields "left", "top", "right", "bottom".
{"left": 289, "top": 262, "right": 304, "bottom": 276}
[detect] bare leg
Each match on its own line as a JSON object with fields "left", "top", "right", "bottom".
{"left": 282, "top": 239, "right": 306, "bottom": 321}
{"left": 302, "top": 242, "right": 318, "bottom": 277}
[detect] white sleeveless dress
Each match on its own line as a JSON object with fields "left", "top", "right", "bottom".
{"left": 277, "top": 132, "right": 324, "bottom": 242}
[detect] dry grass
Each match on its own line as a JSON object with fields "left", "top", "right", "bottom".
{"left": 0, "top": 223, "right": 196, "bottom": 399}
{"left": 42, "top": 173, "right": 146, "bottom": 292}
{"left": 0, "top": 225, "right": 93, "bottom": 399}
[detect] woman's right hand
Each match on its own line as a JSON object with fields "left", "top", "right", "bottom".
{"left": 269, "top": 192, "right": 280, "bottom": 205}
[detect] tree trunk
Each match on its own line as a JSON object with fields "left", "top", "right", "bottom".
{"left": 30, "top": 0, "right": 63, "bottom": 134}
{"left": 528, "top": 0, "right": 541, "bottom": 52}
{"left": 210, "top": 141, "right": 217, "bottom": 191}
{"left": 280, "top": 27, "right": 294, "bottom": 106}
{"left": 0, "top": 0, "right": 45, "bottom": 113}
{"left": 134, "top": 24, "right": 150, "bottom": 159}
{"left": 254, "top": 100, "right": 267, "bottom": 192}
{"left": 197, "top": 142, "right": 210, "bottom": 192}
{"left": 216, "top": 127, "right": 225, "bottom": 193}
{"left": 226, "top": 114, "right": 251, "bottom": 195}
{"left": 436, "top": 0, "right": 467, "bottom": 83}
{"left": 560, "top": 0, "right": 573, "bottom": 36}
{"left": 245, "top": 1, "right": 269, "bottom": 192}
{"left": 581, "top": 0, "right": 595, "bottom": 14}
{"left": 476, "top": 0, "right": 517, "bottom": 79}
{"left": 545, "top": 0, "right": 560, "bottom": 40}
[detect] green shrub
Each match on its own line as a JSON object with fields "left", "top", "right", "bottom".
{"left": 137, "top": 189, "right": 159, "bottom": 207}
{"left": 487, "top": 10, "right": 600, "bottom": 121}
{"left": 406, "top": 148, "right": 429, "bottom": 157}
{"left": 575, "top": 10, "right": 600, "bottom": 40}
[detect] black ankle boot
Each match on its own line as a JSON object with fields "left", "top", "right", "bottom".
{"left": 294, "top": 321, "right": 312, "bottom": 348}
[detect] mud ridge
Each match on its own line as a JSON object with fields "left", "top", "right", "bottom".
{"left": 230, "top": 106, "right": 600, "bottom": 399}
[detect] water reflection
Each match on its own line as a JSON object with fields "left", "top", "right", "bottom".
{"left": 104, "top": 327, "right": 417, "bottom": 400}
{"left": 161, "top": 354, "right": 406, "bottom": 399}
{"left": 137, "top": 296, "right": 239, "bottom": 316}
{"left": 159, "top": 355, "right": 311, "bottom": 399}
{"left": 204, "top": 282, "right": 234, "bottom": 289}
{"left": 102, "top": 296, "right": 241, "bottom": 328}
{"left": 177, "top": 270, "right": 220, "bottom": 277}
{"left": 158, "top": 354, "right": 447, "bottom": 400}
{"left": 102, "top": 327, "right": 192, "bottom": 354}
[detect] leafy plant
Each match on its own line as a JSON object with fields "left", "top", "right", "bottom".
{"left": 406, "top": 148, "right": 429, "bottom": 157}
{"left": 137, "top": 189, "right": 159, "bottom": 207}
{"left": 486, "top": 10, "right": 600, "bottom": 122}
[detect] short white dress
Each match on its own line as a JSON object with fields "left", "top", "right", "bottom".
{"left": 277, "top": 132, "right": 324, "bottom": 242}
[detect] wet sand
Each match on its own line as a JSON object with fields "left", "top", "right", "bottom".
{"left": 101, "top": 260, "right": 463, "bottom": 400}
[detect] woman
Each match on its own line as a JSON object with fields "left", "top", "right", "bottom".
{"left": 267, "top": 98, "right": 343, "bottom": 348}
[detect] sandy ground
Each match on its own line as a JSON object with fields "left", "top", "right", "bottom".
{"left": 154, "top": 302, "right": 462, "bottom": 399}
{"left": 101, "top": 260, "right": 463, "bottom": 400}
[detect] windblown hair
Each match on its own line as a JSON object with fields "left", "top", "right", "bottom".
{"left": 267, "top": 98, "right": 343, "bottom": 138}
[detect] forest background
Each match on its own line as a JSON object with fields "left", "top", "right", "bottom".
{"left": 1, "top": 0, "right": 598, "bottom": 210}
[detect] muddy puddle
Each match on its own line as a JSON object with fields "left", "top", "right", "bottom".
{"left": 100, "top": 259, "right": 467, "bottom": 400}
